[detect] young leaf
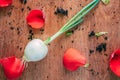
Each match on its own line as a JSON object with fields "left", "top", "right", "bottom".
{"left": 95, "top": 32, "right": 108, "bottom": 37}
{"left": 66, "top": 31, "right": 73, "bottom": 37}
{"left": 84, "top": 63, "right": 90, "bottom": 68}
{"left": 101, "top": 0, "right": 110, "bottom": 5}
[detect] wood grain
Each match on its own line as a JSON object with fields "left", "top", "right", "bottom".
{"left": 0, "top": 0, "right": 120, "bottom": 80}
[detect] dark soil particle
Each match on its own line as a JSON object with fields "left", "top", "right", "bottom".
{"left": 82, "top": 6, "right": 84, "bottom": 8}
{"left": 80, "top": 4, "right": 82, "bottom": 6}
{"left": 71, "top": 40, "right": 74, "bottom": 43}
{"left": 70, "top": 30, "right": 74, "bottom": 33}
{"left": 31, "top": 33, "right": 34, "bottom": 35}
{"left": 7, "top": 12, "right": 12, "bottom": 17}
{"left": 48, "top": 43, "right": 51, "bottom": 46}
{"left": 27, "top": 6, "right": 31, "bottom": 11}
{"left": 21, "top": 8, "right": 24, "bottom": 12}
{"left": 16, "top": 27, "right": 20, "bottom": 35}
{"left": 29, "top": 30, "right": 32, "bottom": 33}
{"left": 113, "top": 11, "right": 115, "bottom": 14}
{"left": 104, "top": 53, "right": 108, "bottom": 56}
{"left": 116, "top": 22, "right": 119, "bottom": 24}
{"left": 17, "top": 46, "right": 19, "bottom": 49}
{"left": 89, "top": 31, "right": 95, "bottom": 37}
{"left": 89, "top": 69, "right": 99, "bottom": 76}
{"left": 69, "top": 7, "right": 72, "bottom": 10}
{"left": 40, "top": 32, "right": 44, "bottom": 34}
{"left": 17, "top": 27, "right": 19, "bottom": 30}
{"left": 47, "top": 76, "right": 49, "bottom": 79}
{"left": 107, "top": 67, "right": 110, "bottom": 71}
{"left": 96, "top": 43, "right": 106, "bottom": 53}
{"left": 28, "top": 30, "right": 34, "bottom": 40}
{"left": 104, "top": 36, "right": 108, "bottom": 40}
{"left": 28, "top": 35, "right": 32, "bottom": 40}
{"left": 82, "top": 28, "right": 84, "bottom": 30}
{"left": 23, "top": 0, "right": 27, "bottom": 4}
{"left": 40, "top": 28, "right": 44, "bottom": 32}
{"left": 89, "top": 69, "right": 94, "bottom": 72}
{"left": 20, "top": 47, "right": 22, "bottom": 51}
{"left": 13, "top": 20, "right": 15, "bottom": 22}
{"left": 9, "top": 22, "right": 11, "bottom": 25}
{"left": 20, "top": 0, "right": 27, "bottom": 4}
{"left": 61, "top": 45, "right": 63, "bottom": 49}
{"left": 17, "top": 31, "right": 20, "bottom": 35}
{"left": 89, "top": 49, "right": 94, "bottom": 54}
{"left": 96, "top": 72, "right": 99, "bottom": 75}
{"left": 54, "top": 7, "right": 68, "bottom": 16}
{"left": 10, "top": 27, "right": 14, "bottom": 30}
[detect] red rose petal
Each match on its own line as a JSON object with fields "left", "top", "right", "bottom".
{"left": 0, "top": 56, "right": 25, "bottom": 79}
{"left": 110, "top": 49, "right": 120, "bottom": 77}
{"left": 63, "top": 48, "right": 86, "bottom": 71}
{"left": 0, "top": 0, "right": 12, "bottom": 7}
{"left": 26, "top": 10, "right": 45, "bottom": 29}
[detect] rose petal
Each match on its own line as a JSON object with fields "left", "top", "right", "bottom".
{"left": 0, "top": 0, "right": 12, "bottom": 7}
{"left": 0, "top": 56, "right": 25, "bottom": 79}
{"left": 63, "top": 48, "right": 86, "bottom": 71}
{"left": 26, "top": 10, "right": 45, "bottom": 29}
{"left": 110, "top": 49, "right": 120, "bottom": 76}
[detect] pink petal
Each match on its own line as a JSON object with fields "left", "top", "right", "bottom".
{"left": 110, "top": 49, "right": 120, "bottom": 76}
{"left": 26, "top": 10, "right": 45, "bottom": 29}
{"left": 0, "top": 0, "right": 12, "bottom": 7}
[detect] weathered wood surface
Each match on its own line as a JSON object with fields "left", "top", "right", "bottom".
{"left": 0, "top": 0, "right": 120, "bottom": 80}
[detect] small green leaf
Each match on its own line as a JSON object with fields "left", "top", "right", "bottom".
{"left": 84, "top": 63, "right": 90, "bottom": 68}
{"left": 95, "top": 32, "right": 108, "bottom": 37}
{"left": 66, "top": 31, "right": 73, "bottom": 36}
{"left": 101, "top": 0, "right": 110, "bottom": 5}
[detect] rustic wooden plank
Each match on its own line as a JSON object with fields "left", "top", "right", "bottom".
{"left": 0, "top": 0, "right": 120, "bottom": 80}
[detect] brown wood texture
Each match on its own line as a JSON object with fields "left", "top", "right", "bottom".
{"left": 0, "top": 0, "right": 120, "bottom": 80}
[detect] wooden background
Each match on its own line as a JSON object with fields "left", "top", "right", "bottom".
{"left": 0, "top": 0, "right": 120, "bottom": 80}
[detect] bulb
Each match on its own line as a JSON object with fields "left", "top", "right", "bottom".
{"left": 24, "top": 39, "right": 48, "bottom": 62}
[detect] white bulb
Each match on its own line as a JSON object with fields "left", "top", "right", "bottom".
{"left": 24, "top": 39, "right": 48, "bottom": 62}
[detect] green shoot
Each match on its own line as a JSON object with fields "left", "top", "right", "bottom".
{"left": 44, "top": 0, "right": 100, "bottom": 44}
